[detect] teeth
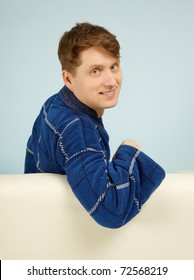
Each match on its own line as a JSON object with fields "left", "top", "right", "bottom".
{"left": 100, "top": 91, "right": 114, "bottom": 95}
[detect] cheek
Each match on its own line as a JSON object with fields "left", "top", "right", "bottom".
{"left": 72, "top": 78, "right": 86, "bottom": 93}
{"left": 118, "top": 71, "right": 123, "bottom": 83}
{"left": 86, "top": 79, "right": 102, "bottom": 91}
{"left": 119, "top": 76, "right": 123, "bottom": 86}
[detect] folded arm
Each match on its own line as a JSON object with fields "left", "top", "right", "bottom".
{"left": 58, "top": 117, "right": 165, "bottom": 228}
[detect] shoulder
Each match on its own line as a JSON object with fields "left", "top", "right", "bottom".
{"left": 41, "top": 94, "right": 105, "bottom": 149}
{"left": 42, "top": 94, "right": 80, "bottom": 134}
{"left": 59, "top": 116, "right": 105, "bottom": 158}
{"left": 61, "top": 115, "right": 99, "bottom": 142}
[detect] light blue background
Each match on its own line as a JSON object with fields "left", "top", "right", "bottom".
{"left": 1, "top": 0, "right": 194, "bottom": 174}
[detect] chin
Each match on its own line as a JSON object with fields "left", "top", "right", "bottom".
{"left": 109, "top": 98, "right": 119, "bottom": 107}
{"left": 105, "top": 102, "right": 118, "bottom": 110}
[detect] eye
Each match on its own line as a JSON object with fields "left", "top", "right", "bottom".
{"left": 91, "top": 68, "right": 101, "bottom": 75}
{"left": 111, "top": 64, "right": 119, "bottom": 71}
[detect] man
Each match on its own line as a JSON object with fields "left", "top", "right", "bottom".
{"left": 25, "top": 22, "right": 165, "bottom": 228}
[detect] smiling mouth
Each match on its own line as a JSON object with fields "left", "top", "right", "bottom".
{"left": 99, "top": 90, "right": 115, "bottom": 96}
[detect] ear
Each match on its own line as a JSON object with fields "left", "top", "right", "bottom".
{"left": 62, "top": 70, "right": 74, "bottom": 91}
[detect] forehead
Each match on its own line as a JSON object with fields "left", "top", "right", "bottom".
{"left": 79, "top": 46, "right": 119, "bottom": 67}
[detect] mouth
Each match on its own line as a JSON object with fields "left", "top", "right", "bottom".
{"left": 99, "top": 89, "right": 116, "bottom": 96}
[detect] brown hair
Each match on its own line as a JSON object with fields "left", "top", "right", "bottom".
{"left": 58, "top": 22, "right": 120, "bottom": 74}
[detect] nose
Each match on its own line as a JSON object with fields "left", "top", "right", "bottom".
{"left": 103, "top": 70, "right": 117, "bottom": 87}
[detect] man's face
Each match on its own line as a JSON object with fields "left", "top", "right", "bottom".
{"left": 63, "top": 46, "right": 122, "bottom": 116}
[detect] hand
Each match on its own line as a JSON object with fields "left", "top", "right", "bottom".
{"left": 121, "top": 140, "right": 141, "bottom": 150}
{"left": 112, "top": 139, "right": 141, "bottom": 160}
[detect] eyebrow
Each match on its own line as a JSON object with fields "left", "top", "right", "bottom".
{"left": 89, "top": 60, "right": 120, "bottom": 70}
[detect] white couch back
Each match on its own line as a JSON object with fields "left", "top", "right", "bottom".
{"left": 0, "top": 173, "right": 194, "bottom": 259}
